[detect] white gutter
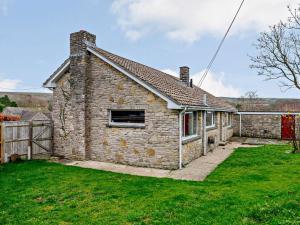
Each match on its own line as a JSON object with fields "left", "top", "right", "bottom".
{"left": 184, "top": 105, "right": 236, "bottom": 113}
{"left": 236, "top": 111, "right": 300, "bottom": 115}
{"left": 178, "top": 107, "right": 187, "bottom": 169}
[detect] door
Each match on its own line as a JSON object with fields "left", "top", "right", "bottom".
{"left": 281, "top": 115, "right": 295, "bottom": 140}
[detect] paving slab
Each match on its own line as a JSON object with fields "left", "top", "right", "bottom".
{"left": 63, "top": 142, "right": 257, "bottom": 181}
{"left": 231, "top": 136, "right": 288, "bottom": 145}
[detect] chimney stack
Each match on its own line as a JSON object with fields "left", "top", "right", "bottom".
{"left": 68, "top": 30, "right": 97, "bottom": 160}
{"left": 70, "top": 30, "right": 96, "bottom": 56}
{"left": 179, "top": 66, "right": 190, "bottom": 86}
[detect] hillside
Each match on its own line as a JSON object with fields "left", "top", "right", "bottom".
{"left": 0, "top": 92, "right": 53, "bottom": 111}
{"left": 222, "top": 97, "right": 300, "bottom": 112}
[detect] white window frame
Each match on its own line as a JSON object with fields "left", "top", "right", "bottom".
{"left": 206, "top": 111, "right": 216, "bottom": 129}
{"left": 182, "top": 111, "right": 198, "bottom": 140}
{"left": 109, "top": 109, "right": 145, "bottom": 128}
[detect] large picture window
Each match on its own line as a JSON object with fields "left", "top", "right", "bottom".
{"left": 110, "top": 110, "right": 145, "bottom": 124}
{"left": 206, "top": 111, "right": 215, "bottom": 128}
{"left": 182, "top": 111, "right": 197, "bottom": 137}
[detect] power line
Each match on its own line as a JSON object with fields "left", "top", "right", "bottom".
{"left": 196, "top": 0, "right": 245, "bottom": 88}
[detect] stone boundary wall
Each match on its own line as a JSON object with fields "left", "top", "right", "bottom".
{"left": 232, "top": 114, "right": 282, "bottom": 139}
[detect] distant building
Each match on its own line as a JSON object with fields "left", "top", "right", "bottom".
{"left": 3, "top": 107, "right": 51, "bottom": 121}
{"left": 222, "top": 97, "right": 300, "bottom": 140}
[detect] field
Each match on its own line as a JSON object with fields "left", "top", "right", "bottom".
{"left": 0, "top": 145, "right": 299, "bottom": 225}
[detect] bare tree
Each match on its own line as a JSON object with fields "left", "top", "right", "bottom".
{"left": 241, "top": 91, "right": 259, "bottom": 99}
{"left": 250, "top": 5, "right": 300, "bottom": 91}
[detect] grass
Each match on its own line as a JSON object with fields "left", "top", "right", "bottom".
{"left": 0, "top": 145, "right": 299, "bottom": 225}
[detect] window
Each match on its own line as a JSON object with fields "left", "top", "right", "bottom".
{"left": 110, "top": 110, "right": 145, "bottom": 125}
{"left": 182, "top": 111, "right": 197, "bottom": 137}
{"left": 206, "top": 111, "right": 215, "bottom": 128}
{"left": 224, "top": 112, "right": 232, "bottom": 127}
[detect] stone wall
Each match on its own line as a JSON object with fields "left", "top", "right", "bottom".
{"left": 206, "top": 112, "right": 233, "bottom": 151}
{"left": 206, "top": 112, "right": 221, "bottom": 151}
{"left": 84, "top": 54, "right": 180, "bottom": 169}
{"left": 232, "top": 114, "right": 281, "bottom": 139}
{"left": 52, "top": 72, "right": 76, "bottom": 158}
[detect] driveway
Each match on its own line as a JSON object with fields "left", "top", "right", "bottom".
{"left": 64, "top": 142, "right": 256, "bottom": 181}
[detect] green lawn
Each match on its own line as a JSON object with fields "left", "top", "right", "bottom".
{"left": 0, "top": 145, "right": 299, "bottom": 225}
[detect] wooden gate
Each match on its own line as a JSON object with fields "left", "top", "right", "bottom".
{"left": 281, "top": 115, "right": 295, "bottom": 140}
{"left": 0, "top": 121, "right": 53, "bottom": 163}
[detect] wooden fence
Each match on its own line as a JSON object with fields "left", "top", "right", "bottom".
{"left": 0, "top": 120, "right": 53, "bottom": 163}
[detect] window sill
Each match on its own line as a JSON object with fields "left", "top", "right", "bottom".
{"left": 206, "top": 126, "right": 217, "bottom": 131}
{"left": 182, "top": 135, "right": 201, "bottom": 144}
{"left": 107, "top": 123, "right": 145, "bottom": 129}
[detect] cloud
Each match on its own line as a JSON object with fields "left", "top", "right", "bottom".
{"left": 161, "top": 68, "right": 241, "bottom": 97}
{"left": 0, "top": 0, "right": 8, "bottom": 16}
{"left": 112, "top": 0, "right": 299, "bottom": 42}
{"left": 0, "top": 79, "right": 21, "bottom": 91}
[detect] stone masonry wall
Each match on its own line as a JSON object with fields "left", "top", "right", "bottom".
{"left": 206, "top": 112, "right": 221, "bottom": 151}
{"left": 232, "top": 114, "right": 281, "bottom": 139}
{"left": 85, "top": 54, "right": 180, "bottom": 169}
{"left": 52, "top": 72, "right": 76, "bottom": 158}
{"left": 207, "top": 112, "right": 233, "bottom": 151}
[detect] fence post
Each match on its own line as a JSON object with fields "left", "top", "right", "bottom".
{"left": 28, "top": 121, "right": 33, "bottom": 160}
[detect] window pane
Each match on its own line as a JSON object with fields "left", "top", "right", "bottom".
{"left": 228, "top": 113, "right": 231, "bottom": 126}
{"left": 193, "top": 112, "right": 197, "bottom": 134}
{"left": 184, "top": 113, "right": 190, "bottom": 136}
{"left": 188, "top": 113, "right": 193, "bottom": 135}
{"left": 111, "top": 110, "right": 145, "bottom": 123}
{"left": 183, "top": 112, "right": 197, "bottom": 137}
{"left": 206, "top": 112, "right": 213, "bottom": 127}
{"left": 224, "top": 112, "right": 228, "bottom": 126}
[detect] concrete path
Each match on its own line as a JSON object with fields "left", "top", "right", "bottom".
{"left": 230, "top": 136, "right": 288, "bottom": 145}
{"left": 64, "top": 142, "right": 255, "bottom": 181}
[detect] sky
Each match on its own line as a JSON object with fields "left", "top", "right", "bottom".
{"left": 0, "top": 0, "right": 299, "bottom": 98}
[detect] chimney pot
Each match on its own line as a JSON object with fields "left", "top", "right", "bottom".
{"left": 179, "top": 66, "right": 190, "bottom": 86}
{"left": 190, "top": 78, "right": 193, "bottom": 87}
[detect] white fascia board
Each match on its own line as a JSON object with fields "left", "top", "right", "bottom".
{"left": 184, "top": 105, "right": 236, "bottom": 112}
{"left": 43, "top": 60, "right": 70, "bottom": 88}
{"left": 87, "top": 47, "right": 182, "bottom": 109}
{"left": 236, "top": 111, "right": 300, "bottom": 115}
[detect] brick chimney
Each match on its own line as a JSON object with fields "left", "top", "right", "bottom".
{"left": 68, "top": 30, "right": 96, "bottom": 160}
{"left": 180, "top": 66, "right": 190, "bottom": 86}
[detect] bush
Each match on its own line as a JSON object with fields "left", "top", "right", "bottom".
{"left": 0, "top": 95, "right": 18, "bottom": 112}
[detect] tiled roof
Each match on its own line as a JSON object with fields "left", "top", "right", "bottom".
{"left": 44, "top": 46, "right": 236, "bottom": 111}
{"left": 223, "top": 97, "right": 300, "bottom": 112}
{"left": 90, "top": 46, "right": 236, "bottom": 111}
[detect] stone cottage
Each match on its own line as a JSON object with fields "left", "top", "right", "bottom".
{"left": 43, "top": 30, "right": 236, "bottom": 169}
